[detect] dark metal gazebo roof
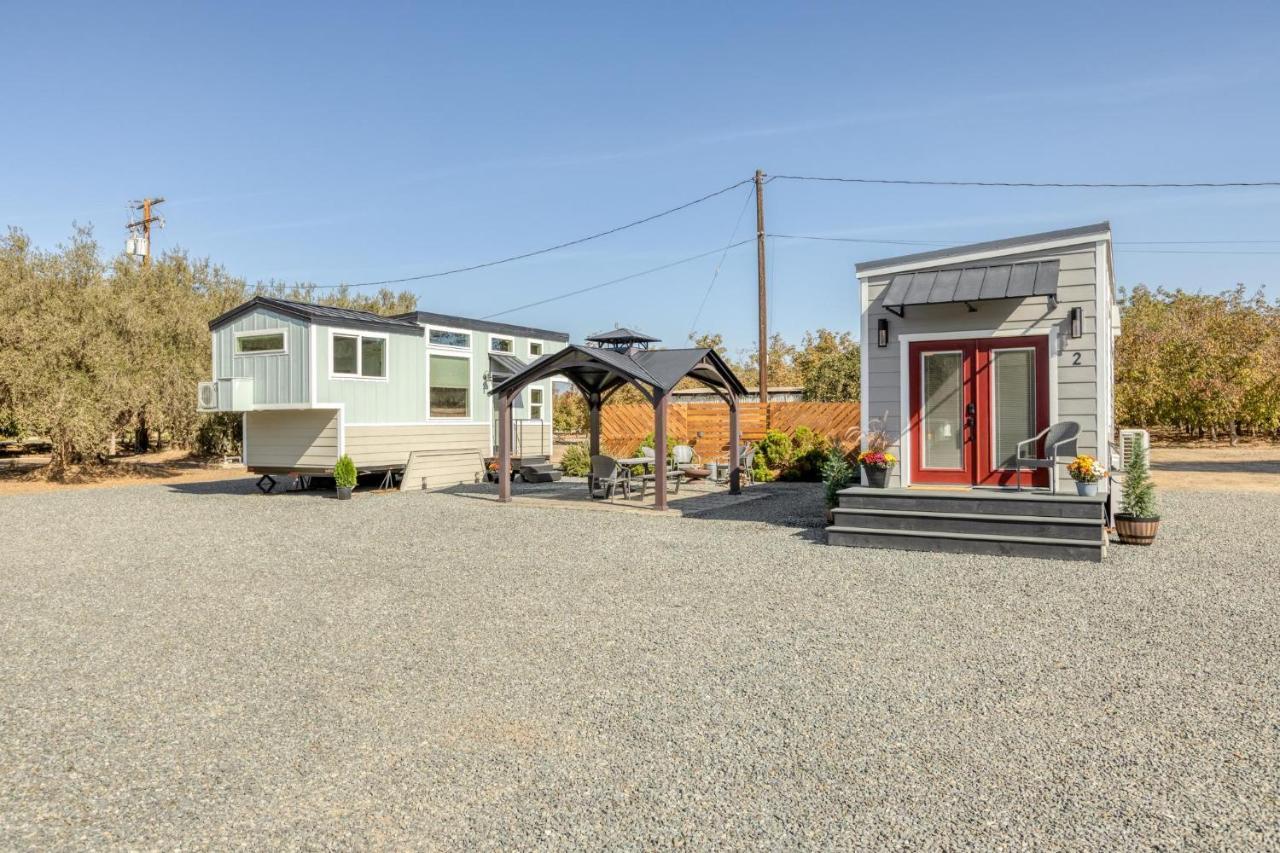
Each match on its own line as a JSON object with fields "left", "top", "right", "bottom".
{"left": 585, "top": 327, "right": 661, "bottom": 347}
{"left": 489, "top": 344, "right": 747, "bottom": 404}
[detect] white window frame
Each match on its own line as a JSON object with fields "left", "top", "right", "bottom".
{"left": 488, "top": 334, "right": 515, "bottom": 354}
{"left": 329, "top": 327, "right": 390, "bottom": 382}
{"left": 426, "top": 324, "right": 472, "bottom": 352}
{"left": 527, "top": 385, "right": 545, "bottom": 421}
{"left": 427, "top": 350, "right": 473, "bottom": 420}
{"left": 233, "top": 328, "right": 288, "bottom": 356}
{"left": 528, "top": 339, "right": 544, "bottom": 358}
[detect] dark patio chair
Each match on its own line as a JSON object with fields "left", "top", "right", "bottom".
{"left": 589, "top": 454, "right": 630, "bottom": 501}
{"left": 1015, "top": 421, "right": 1080, "bottom": 492}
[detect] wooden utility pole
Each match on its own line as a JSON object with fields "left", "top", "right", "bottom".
{"left": 754, "top": 169, "right": 768, "bottom": 406}
{"left": 127, "top": 197, "right": 165, "bottom": 267}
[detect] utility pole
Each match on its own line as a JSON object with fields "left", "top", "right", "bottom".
{"left": 754, "top": 169, "right": 768, "bottom": 406}
{"left": 127, "top": 197, "right": 165, "bottom": 267}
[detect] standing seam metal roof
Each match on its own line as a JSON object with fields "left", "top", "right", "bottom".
{"left": 882, "top": 259, "right": 1060, "bottom": 307}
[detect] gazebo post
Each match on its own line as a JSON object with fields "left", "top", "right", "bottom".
{"left": 654, "top": 390, "right": 669, "bottom": 511}
{"left": 497, "top": 390, "right": 513, "bottom": 502}
{"left": 587, "top": 392, "right": 601, "bottom": 491}
{"left": 728, "top": 392, "right": 741, "bottom": 494}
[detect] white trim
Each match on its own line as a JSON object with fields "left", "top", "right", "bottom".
{"left": 425, "top": 324, "right": 473, "bottom": 351}
{"left": 241, "top": 412, "right": 248, "bottom": 464}
{"left": 336, "top": 404, "right": 346, "bottom": 458}
{"left": 1095, "top": 239, "right": 1110, "bottom": 464}
{"left": 427, "top": 350, "right": 473, "bottom": 420}
{"left": 897, "top": 328, "right": 1054, "bottom": 488}
{"left": 856, "top": 229, "right": 1111, "bottom": 279}
{"left": 527, "top": 385, "right": 545, "bottom": 421}
{"left": 233, "top": 328, "right": 289, "bottom": 356}
{"left": 487, "top": 333, "right": 515, "bottom": 354}
{"left": 308, "top": 323, "right": 317, "bottom": 404}
{"left": 328, "top": 327, "right": 390, "bottom": 381}
{"left": 527, "top": 339, "right": 544, "bottom": 358}
{"left": 859, "top": 275, "right": 870, "bottom": 451}
{"left": 210, "top": 331, "right": 217, "bottom": 380}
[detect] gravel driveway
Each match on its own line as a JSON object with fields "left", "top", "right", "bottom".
{"left": 1, "top": 480, "right": 1277, "bottom": 849}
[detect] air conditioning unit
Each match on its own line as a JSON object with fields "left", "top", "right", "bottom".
{"left": 196, "top": 378, "right": 255, "bottom": 412}
{"left": 1119, "top": 429, "right": 1150, "bottom": 470}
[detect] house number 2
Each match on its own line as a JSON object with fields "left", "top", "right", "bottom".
{"left": 1072, "top": 352, "right": 1082, "bottom": 365}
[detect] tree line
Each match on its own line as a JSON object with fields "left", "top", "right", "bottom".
{"left": 0, "top": 227, "right": 417, "bottom": 476}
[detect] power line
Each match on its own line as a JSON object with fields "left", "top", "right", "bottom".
{"left": 770, "top": 233, "right": 1280, "bottom": 255}
{"left": 688, "top": 185, "right": 755, "bottom": 337}
{"left": 308, "top": 177, "right": 754, "bottom": 290}
{"left": 483, "top": 239, "right": 755, "bottom": 319}
{"left": 770, "top": 175, "right": 1280, "bottom": 188}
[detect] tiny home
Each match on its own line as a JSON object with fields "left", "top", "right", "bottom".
{"left": 201, "top": 297, "right": 567, "bottom": 488}
{"left": 827, "top": 223, "right": 1120, "bottom": 562}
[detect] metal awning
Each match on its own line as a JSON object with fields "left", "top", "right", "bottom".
{"left": 488, "top": 353, "right": 526, "bottom": 378}
{"left": 881, "top": 259, "right": 1060, "bottom": 316}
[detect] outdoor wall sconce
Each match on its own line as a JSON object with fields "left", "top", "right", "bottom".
{"left": 1069, "top": 307, "right": 1083, "bottom": 339}
{"left": 877, "top": 317, "right": 889, "bottom": 347}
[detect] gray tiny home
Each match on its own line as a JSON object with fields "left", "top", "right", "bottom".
{"left": 201, "top": 297, "right": 567, "bottom": 489}
{"left": 829, "top": 222, "right": 1121, "bottom": 561}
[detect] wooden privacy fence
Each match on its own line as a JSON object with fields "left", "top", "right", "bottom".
{"left": 600, "top": 401, "right": 860, "bottom": 457}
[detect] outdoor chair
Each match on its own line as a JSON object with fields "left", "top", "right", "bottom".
{"left": 1015, "top": 421, "right": 1080, "bottom": 492}
{"left": 739, "top": 443, "right": 757, "bottom": 486}
{"left": 589, "top": 454, "right": 630, "bottom": 501}
{"left": 672, "top": 444, "right": 711, "bottom": 482}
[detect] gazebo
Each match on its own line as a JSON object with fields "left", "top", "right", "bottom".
{"left": 488, "top": 334, "right": 749, "bottom": 510}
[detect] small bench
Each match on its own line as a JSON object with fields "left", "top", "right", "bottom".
{"left": 635, "top": 470, "right": 683, "bottom": 500}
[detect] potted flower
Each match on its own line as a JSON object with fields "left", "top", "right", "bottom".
{"left": 1067, "top": 454, "right": 1106, "bottom": 496}
{"left": 857, "top": 450, "right": 897, "bottom": 489}
{"left": 333, "top": 454, "right": 357, "bottom": 500}
{"left": 1115, "top": 439, "right": 1159, "bottom": 545}
{"left": 820, "top": 442, "right": 855, "bottom": 523}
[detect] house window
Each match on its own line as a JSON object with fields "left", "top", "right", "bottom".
{"left": 333, "top": 333, "right": 387, "bottom": 378}
{"left": 490, "top": 336, "right": 513, "bottom": 353}
{"left": 429, "top": 328, "right": 470, "bottom": 349}
{"left": 529, "top": 386, "right": 544, "bottom": 420}
{"left": 529, "top": 340, "right": 543, "bottom": 357}
{"left": 430, "top": 354, "right": 470, "bottom": 418}
{"left": 235, "top": 331, "right": 286, "bottom": 354}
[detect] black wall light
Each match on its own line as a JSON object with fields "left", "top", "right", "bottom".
{"left": 877, "top": 317, "right": 889, "bottom": 347}
{"left": 1069, "top": 306, "right": 1083, "bottom": 339}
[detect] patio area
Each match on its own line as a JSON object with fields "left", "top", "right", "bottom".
{"left": 453, "top": 474, "right": 771, "bottom": 515}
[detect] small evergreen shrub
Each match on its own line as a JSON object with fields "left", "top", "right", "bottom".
{"left": 333, "top": 454, "right": 358, "bottom": 490}
{"left": 758, "top": 429, "right": 794, "bottom": 470}
{"left": 821, "top": 442, "right": 855, "bottom": 508}
{"left": 1120, "top": 439, "right": 1157, "bottom": 518}
{"left": 751, "top": 448, "right": 774, "bottom": 483}
{"left": 560, "top": 443, "right": 591, "bottom": 476}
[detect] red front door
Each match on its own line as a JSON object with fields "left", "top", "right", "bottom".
{"left": 908, "top": 337, "right": 1049, "bottom": 488}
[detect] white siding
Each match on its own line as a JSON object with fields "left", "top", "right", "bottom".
{"left": 344, "top": 424, "right": 490, "bottom": 478}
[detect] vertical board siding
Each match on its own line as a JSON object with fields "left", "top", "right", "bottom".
{"left": 315, "top": 326, "right": 427, "bottom": 424}
{"left": 862, "top": 243, "right": 1102, "bottom": 489}
{"left": 214, "top": 308, "right": 310, "bottom": 406}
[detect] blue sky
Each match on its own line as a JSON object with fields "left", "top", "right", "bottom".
{"left": 5, "top": 2, "right": 1278, "bottom": 354}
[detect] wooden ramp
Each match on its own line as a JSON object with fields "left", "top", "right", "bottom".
{"left": 399, "top": 449, "right": 485, "bottom": 492}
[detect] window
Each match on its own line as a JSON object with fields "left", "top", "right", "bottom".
{"left": 490, "top": 336, "right": 513, "bottom": 353}
{"left": 529, "top": 340, "right": 543, "bottom": 357}
{"left": 429, "top": 328, "right": 470, "bottom": 349}
{"left": 235, "top": 331, "right": 286, "bottom": 355}
{"left": 529, "top": 386, "right": 544, "bottom": 420}
{"left": 429, "top": 354, "right": 469, "bottom": 418}
{"left": 332, "top": 333, "right": 387, "bottom": 378}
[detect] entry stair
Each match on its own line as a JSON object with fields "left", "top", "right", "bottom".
{"left": 518, "top": 456, "right": 562, "bottom": 484}
{"left": 826, "top": 486, "right": 1107, "bottom": 562}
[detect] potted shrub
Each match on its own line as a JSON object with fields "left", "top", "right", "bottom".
{"left": 1067, "top": 454, "right": 1106, "bottom": 496}
{"left": 820, "top": 442, "right": 855, "bottom": 523}
{"left": 333, "top": 454, "right": 357, "bottom": 500}
{"left": 1115, "top": 440, "right": 1159, "bottom": 545}
{"left": 857, "top": 450, "right": 897, "bottom": 488}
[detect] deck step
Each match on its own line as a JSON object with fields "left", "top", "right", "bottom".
{"left": 831, "top": 507, "right": 1105, "bottom": 542}
{"left": 825, "top": 525, "right": 1104, "bottom": 562}
{"left": 837, "top": 487, "right": 1105, "bottom": 520}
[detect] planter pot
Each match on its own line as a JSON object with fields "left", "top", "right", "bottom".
{"left": 336, "top": 486, "right": 353, "bottom": 501}
{"left": 862, "top": 464, "right": 890, "bottom": 489}
{"left": 1075, "top": 480, "right": 1099, "bottom": 497}
{"left": 825, "top": 506, "right": 835, "bottom": 524}
{"left": 1115, "top": 513, "right": 1160, "bottom": 545}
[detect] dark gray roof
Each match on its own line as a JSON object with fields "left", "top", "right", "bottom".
{"left": 882, "top": 259, "right": 1060, "bottom": 308}
{"left": 487, "top": 353, "right": 527, "bottom": 378}
{"left": 210, "top": 296, "right": 424, "bottom": 334}
{"left": 856, "top": 222, "right": 1110, "bottom": 275}
{"left": 586, "top": 327, "right": 660, "bottom": 344}
{"left": 488, "top": 344, "right": 747, "bottom": 401}
{"left": 395, "top": 311, "right": 569, "bottom": 342}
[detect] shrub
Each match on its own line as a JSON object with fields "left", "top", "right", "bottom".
{"left": 821, "top": 442, "right": 855, "bottom": 508}
{"left": 560, "top": 443, "right": 591, "bottom": 476}
{"left": 333, "top": 454, "right": 358, "bottom": 489}
{"left": 781, "top": 446, "right": 828, "bottom": 482}
{"left": 1120, "top": 439, "right": 1157, "bottom": 518}
{"left": 193, "top": 413, "right": 241, "bottom": 457}
{"left": 751, "top": 448, "right": 773, "bottom": 483}
{"left": 757, "top": 429, "right": 794, "bottom": 470}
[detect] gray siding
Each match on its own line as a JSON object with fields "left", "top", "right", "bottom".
{"left": 213, "top": 307, "right": 310, "bottom": 407}
{"left": 863, "top": 243, "right": 1102, "bottom": 490}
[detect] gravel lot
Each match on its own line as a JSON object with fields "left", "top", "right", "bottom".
{"left": 1, "top": 480, "right": 1277, "bottom": 849}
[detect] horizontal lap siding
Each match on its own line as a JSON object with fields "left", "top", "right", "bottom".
{"left": 245, "top": 410, "right": 338, "bottom": 469}
{"left": 863, "top": 243, "right": 1101, "bottom": 489}
{"left": 401, "top": 449, "right": 487, "bottom": 490}
{"left": 345, "top": 425, "right": 489, "bottom": 478}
